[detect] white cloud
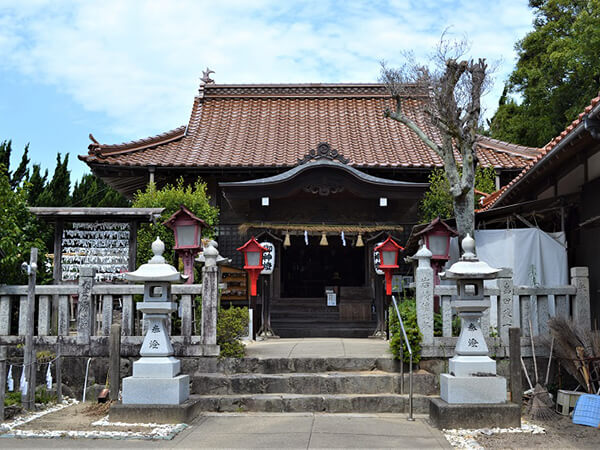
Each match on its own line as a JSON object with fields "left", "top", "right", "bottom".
{"left": 0, "top": 0, "right": 533, "bottom": 140}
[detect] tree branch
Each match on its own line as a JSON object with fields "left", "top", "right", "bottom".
{"left": 385, "top": 108, "right": 444, "bottom": 159}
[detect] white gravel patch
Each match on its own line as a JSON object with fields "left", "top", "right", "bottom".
{"left": 0, "top": 398, "right": 78, "bottom": 431}
{"left": 0, "top": 400, "right": 187, "bottom": 440}
{"left": 443, "top": 421, "right": 546, "bottom": 449}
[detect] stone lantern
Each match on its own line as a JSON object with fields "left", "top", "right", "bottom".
{"left": 121, "top": 237, "right": 189, "bottom": 405}
{"left": 439, "top": 234, "right": 505, "bottom": 404}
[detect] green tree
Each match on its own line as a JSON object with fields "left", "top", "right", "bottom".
{"left": 419, "top": 166, "right": 497, "bottom": 223}
{"left": 0, "top": 140, "right": 30, "bottom": 189}
{"left": 0, "top": 165, "right": 47, "bottom": 285}
{"left": 132, "top": 178, "right": 219, "bottom": 267}
{"left": 26, "top": 164, "right": 48, "bottom": 207}
{"left": 37, "top": 153, "right": 71, "bottom": 207}
{"left": 490, "top": 0, "right": 600, "bottom": 147}
{"left": 72, "top": 174, "right": 129, "bottom": 207}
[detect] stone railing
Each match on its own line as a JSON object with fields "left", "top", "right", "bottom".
{"left": 0, "top": 267, "right": 219, "bottom": 357}
{"left": 414, "top": 252, "right": 590, "bottom": 358}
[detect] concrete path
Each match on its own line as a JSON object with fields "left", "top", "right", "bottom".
{"left": 245, "top": 338, "right": 392, "bottom": 359}
{"left": 0, "top": 413, "right": 451, "bottom": 449}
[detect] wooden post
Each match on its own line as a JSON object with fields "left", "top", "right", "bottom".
{"left": 128, "top": 220, "right": 137, "bottom": 273}
{"left": 109, "top": 323, "right": 121, "bottom": 401}
{"left": 23, "top": 248, "right": 37, "bottom": 411}
{"left": 0, "top": 347, "right": 6, "bottom": 421}
{"left": 56, "top": 338, "right": 62, "bottom": 403}
{"left": 509, "top": 327, "right": 522, "bottom": 405}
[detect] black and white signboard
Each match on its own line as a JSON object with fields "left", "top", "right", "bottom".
{"left": 373, "top": 241, "right": 384, "bottom": 275}
{"left": 260, "top": 242, "right": 275, "bottom": 275}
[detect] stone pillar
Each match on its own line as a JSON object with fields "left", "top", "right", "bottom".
{"left": 414, "top": 244, "right": 434, "bottom": 346}
{"left": 571, "top": 267, "right": 590, "bottom": 331}
{"left": 180, "top": 295, "right": 193, "bottom": 337}
{"left": 77, "top": 267, "right": 96, "bottom": 339}
{"left": 57, "top": 295, "right": 70, "bottom": 336}
{"left": 101, "top": 295, "right": 113, "bottom": 336}
{"left": 121, "top": 295, "right": 134, "bottom": 336}
{"left": 0, "top": 296, "right": 12, "bottom": 335}
{"left": 109, "top": 323, "right": 121, "bottom": 401}
{"left": 37, "top": 295, "right": 51, "bottom": 336}
{"left": 18, "top": 296, "right": 27, "bottom": 336}
{"left": 201, "top": 245, "right": 219, "bottom": 347}
{"left": 497, "top": 268, "right": 513, "bottom": 347}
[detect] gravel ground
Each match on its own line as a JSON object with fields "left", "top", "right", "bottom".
{"left": 447, "top": 414, "right": 599, "bottom": 449}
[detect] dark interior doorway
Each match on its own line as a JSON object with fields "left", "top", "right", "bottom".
{"left": 280, "top": 236, "right": 365, "bottom": 298}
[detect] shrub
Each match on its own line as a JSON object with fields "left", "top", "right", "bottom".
{"left": 216, "top": 306, "right": 249, "bottom": 358}
{"left": 389, "top": 298, "right": 422, "bottom": 364}
{"left": 132, "top": 178, "right": 219, "bottom": 268}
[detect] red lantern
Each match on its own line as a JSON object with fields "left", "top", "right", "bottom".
{"left": 237, "top": 237, "right": 268, "bottom": 296}
{"left": 163, "top": 205, "right": 206, "bottom": 284}
{"left": 374, "top": 236, "right": 404, "bottom": 295}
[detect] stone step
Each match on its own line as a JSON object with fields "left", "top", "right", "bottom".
{"left": 187, "top": 393, "right": 433, "bottom": 414}
{"left": 185, "top": 357, "right": 400, "bottom": 375}
{"left": 273, "top": 327, "right": 376, "bottom": 338}
{"left": 191, "top": 371, "right": 438, "bottom": 396}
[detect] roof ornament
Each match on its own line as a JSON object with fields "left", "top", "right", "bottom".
{"left": 298, "top": 142, "right": 350, "bottom": 165}
{"left": 200, "top": 67, "right": 215, "bottom": 85}
{"left": 584, "top": 115, "right": 600, "bottom": 140}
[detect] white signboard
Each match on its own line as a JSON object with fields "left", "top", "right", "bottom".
{"left": 326, "top": 289, "right": 337, "bottom": 306}
{"left": 260, "top": 241, "right": 275, "bottom": 275}
{"left": 373, "top": 241, "right": 384, "bottom": 275}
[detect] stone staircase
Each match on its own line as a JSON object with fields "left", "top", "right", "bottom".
{"left": 270, "top": 296, "right": 377, "bottom": 338}
{"left": 186, "top": 357, "right": 438, "bottom": 414}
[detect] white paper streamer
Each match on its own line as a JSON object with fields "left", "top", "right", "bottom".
{"left": 20, "top": 368, "right": 27, "bottom": 395}
{"left": 304, "top": 230, "right": 309, "bottom": 245}
{"left": 341, "top": 231, "right": 346, "bottom": 246}
{"left": 46, "top": 362, "right": 53, "bottom": 389}
{"left": 7, "top": 365, "right": 13, "bottom": 392}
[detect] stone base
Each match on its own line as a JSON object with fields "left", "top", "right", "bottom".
{"left": 429, "top": 397, "right": 521, "bottom": 429}
{"left": 440, "top": 373, "right": 507, "bottom": 404}
{"left": 122, "top": 374, "right": 190, "bottom": 405}
{"left": 110, "top": 396, "right": 202, "bottom": 424}
{"left": 132, "top": 356, "right": 181, "bottom": 378}
{"left": 449, "top": 355, "right": 497, "bottom": 377}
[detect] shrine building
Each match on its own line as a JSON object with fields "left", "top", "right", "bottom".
{"left": 79, "top": 78, "right": 538, "bottom": 337}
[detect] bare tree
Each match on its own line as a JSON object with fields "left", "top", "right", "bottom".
{"left": 381, "top": 40, "right": 489, "bottom": 242}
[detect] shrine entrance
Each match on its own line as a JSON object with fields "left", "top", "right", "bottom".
{"left": 280, "top": 235, "right": 365, "bottom": 298}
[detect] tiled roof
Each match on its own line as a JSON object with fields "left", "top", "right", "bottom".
{"left": 80, "top": 83, "right": 539, "bottom": 170}
{"left": 479, "top": 93, "right": 600, "bottom": 212}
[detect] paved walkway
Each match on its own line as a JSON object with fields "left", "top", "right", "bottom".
{"left": 0, "top": 413, "right": 451, "bottom": 449}
{"left": 245, "top": 337, "right": 392, "bottom": 358}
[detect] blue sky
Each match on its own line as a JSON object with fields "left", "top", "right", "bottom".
{"left": 0, "top": 0, "right": 534, "bottom": 182}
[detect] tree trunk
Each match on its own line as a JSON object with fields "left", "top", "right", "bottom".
{"left": 452, "top": 188, "right": 474, "bottom": 242}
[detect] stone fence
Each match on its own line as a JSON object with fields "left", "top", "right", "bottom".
{"left": 0, "top": 267, "right": 219, "bottom": 357}
{"left": 414, "top": 251, "right": 590, "bottom": 358}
